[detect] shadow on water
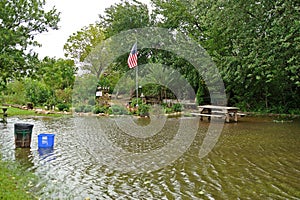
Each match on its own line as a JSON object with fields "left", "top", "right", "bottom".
{"left": 0, "top": 116, "right": 299, "bottom": 199}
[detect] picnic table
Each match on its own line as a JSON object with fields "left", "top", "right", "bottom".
{"left": 192, "top": 105, "right": 241, "bottom": 122}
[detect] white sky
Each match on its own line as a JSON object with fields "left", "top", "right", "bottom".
{"left": 34, "top": 0, "right": 150, "bottom": 59}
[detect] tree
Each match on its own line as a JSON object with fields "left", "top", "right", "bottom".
{"left": 37, "top": 57, "right": 76, "bottom": 106}
{"left": 0, "top": 0, "right": 60, "bottom": 87}
{"left": 36, "top": 57, "right": 76, "bottom": 90}
{"left": 99, "top": 0, "right": 150, "bottom": 38}
{"left": 64, "top": 24, "right": 105, "bottom": 63}
{"left": 151, "top": 0, "right": 300, "bottom": 113}
{"left": 205, "top": 0, "right": 300, "bottom": 112}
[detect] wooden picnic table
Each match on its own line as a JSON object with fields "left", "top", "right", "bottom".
{"left": 197, "top": 105, "right": 240, "bottom": 122}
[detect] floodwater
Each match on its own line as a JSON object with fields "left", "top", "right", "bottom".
{"left": 0, "top": 115, "right": 299, "bottom": 199}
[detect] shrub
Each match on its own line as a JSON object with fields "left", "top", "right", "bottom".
{"left": 137, "top": 104, "right": 150, "bottom": 116}
{"left": 109, "top": 105, "right": 128, "bottom": 115}
{"left": 93, "top": 105, "right": 109, "bottom": 114}
{"left": 57, "top": 103, "right": 70, "bottom": 111}
{"left": 165, "top": 107, "right": 173, "bottom": 114}
{"left": 83, "top": 105, "right": 93, "bottom": 113}
{"left": 74, "top": 105, "right": 85, "bottom": 112}
{"left": 172, "top": 103, "right": 182, "bottom": 112}
{"left": 130, "top": 98, "right": 142, "bottom": 107}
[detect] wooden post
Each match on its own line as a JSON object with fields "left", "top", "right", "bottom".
{"left": 234, "top": 112, "right": 238, "bottom": 122}
{"left": 225, "top": 113, "right": 230, "bottom": 123}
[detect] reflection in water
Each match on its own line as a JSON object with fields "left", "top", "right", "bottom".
{"left": 14, "top": 148, "right": 34, "bottom": 169}
{"left": 0, "top": 116, "right": 299, "bottom": 199}
{"left": 38, "top": 148, "right": 55, "bottom": 162}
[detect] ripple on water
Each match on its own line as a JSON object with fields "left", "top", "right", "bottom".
{"left": 0, "top": 116, "right": 299, "bottom": 199}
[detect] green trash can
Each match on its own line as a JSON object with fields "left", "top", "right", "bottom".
{"left": 14, "top": 123, "right": 34, "bottom": 148}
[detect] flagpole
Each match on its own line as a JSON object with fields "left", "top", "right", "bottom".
{"left": 136, "top": 64, "right": 139, "bottom": 104}
{"left": 128, "top": 41, "right": 138, "bottom": 105}
{"left": 135, "top": 39, "right": 138, "bottom": 105}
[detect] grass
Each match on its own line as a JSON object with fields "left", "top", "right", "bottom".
{"left": 0, "top": 157, "right": 38, "bottom": 199}
{"left": 3, "top": 107, "right": 66, "bottom": 117}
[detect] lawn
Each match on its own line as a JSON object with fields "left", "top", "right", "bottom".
{"left": 3, "top": 107, "right": 66, "bottom": 117}
{"left": 0, "top": 158, "right": 38, "bottom": 199}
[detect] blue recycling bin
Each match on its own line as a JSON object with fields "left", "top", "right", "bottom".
{"left": 38, "top": 133, "right": 55, "bottom": 148}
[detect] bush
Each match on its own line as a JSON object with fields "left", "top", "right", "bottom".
{"left": 109, "top": 105, "right": 128, "bottom": 115}
{"left": 137, "top": 104, "right": 150, "bottom": 116}
{"left": 165, "top": 107, "right": 173, "bottom": 114}
{"left": 172, "top": 103, "right": 182, "bottom": 112}
{"left": 130, "top": 98, "right": 142, "bottom": 107}
{"left": 83, "top": 105, "right": 93, "bottom": 113}
{"left": 74, "top": 105, "right": 85, "bottom": 112}
{"left": 93, "top": 105, "right": 109, "bottom": 114}
{"left": 57, "top": 103, "right": 70, "bottom": 111}
{"left": 74, "top": 104, "right": 93, "bottom": 113}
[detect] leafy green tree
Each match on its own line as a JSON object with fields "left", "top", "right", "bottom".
{"left": 24, "top": 79, "right": 51, "bottom": 106}
{"left": 64, "top": 24, "right": 105, "bottom": 63}
{"left": 99, "top": 0, "right": 150, "bottom": 38}
{"left": 205, "top": 0, "right": 300, "bottom": 112}
{"left": 151, "top": 0, "right": 300, "bottom": 113}
{"left": 98, "top": 0, "right": 151, "bottom": 73}
{"left": 36, "top": 58, "right": 76, "bottom": 106}
{"left": 0, "top": 0, "right": 60, "bottom": 87}
{"left": 36, "top": 57, "right": 76, "bottom": 90}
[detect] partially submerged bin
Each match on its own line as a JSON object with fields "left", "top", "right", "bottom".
{"left": 14, "top": 123, "right": 34, "bottom": 148}
{"left": 38, "top": 133, "right": 55, "bottom": 148}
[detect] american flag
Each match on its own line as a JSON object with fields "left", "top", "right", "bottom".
{"left": 128, "top": 42, "right": 138, "bottom": 68}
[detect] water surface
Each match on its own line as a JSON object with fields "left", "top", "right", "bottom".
{"left": 0, "top": 116, "right": 299, "bottom": 199}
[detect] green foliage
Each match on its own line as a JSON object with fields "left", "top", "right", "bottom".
{"left": 83, "top": 105, "right": 93, "bottom": 113}
{"left": 109, "top": 105, "right": 128, "bottom": 115}
{"left": 2, "top": 81, "right": 27, "bottom": 105}
{"left": 93, "top": 105, "right": 110, "bottom": 114}
{"left": 74, "top": 105, "right": 86, "bottom": 113}
{"left": 162, "top": 103, "right": 182, "bottom": 113}
{"left": 62, "top": 0, "right": 300, "bottom": 114}
{"left": 0, "top": 0, "right": 60, "bottom": 87}
{"left": 36, "top": 58, "right": 76, "bottom": 90}
{"left": 99, "top": 1, "right": 150, "bottom": 38}
{"left": 164, "top": 107, "right": 173, "bottom": 114}
{"left": 24, "top": 79, "right": 51, "bottom": 106}
{"left": 130, "top": 98, "right": 143, "bottom": 107}
{"left": 196, "top": 83, "right": 209, "bottom": 105}
{"left": 56, "top": 103, "right": 70, "bottom": 112}
{"left": 64, "top": 24, "right": 105, "bottom": 62}
{"left": 172, "top": 103, "right": 182, "bottom": 112}
{"left": 72, "top": 74, "right": 98, "bottom": 107}
{"left": 137, "top": 103, "right": 151, "bottom": 116}
{"left": 202, "top": 0, "right": 300, "bottom": 112}
{"left": 2, "top": 57, "right": 76, "bottom": 108}
{"left": 151, "top": 0, "right": 300, "bottom": 113}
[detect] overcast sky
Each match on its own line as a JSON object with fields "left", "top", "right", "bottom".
{"left": 34, "top": 0, "right": 150, "bottom": 59}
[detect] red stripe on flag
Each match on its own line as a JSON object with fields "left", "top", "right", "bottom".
{"left": 128, "top": 42, "right": 138, "bottom": 68}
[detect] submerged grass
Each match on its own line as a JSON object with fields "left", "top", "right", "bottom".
{"left": 0, "top": 157, "right": 38, "bottom": 199}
